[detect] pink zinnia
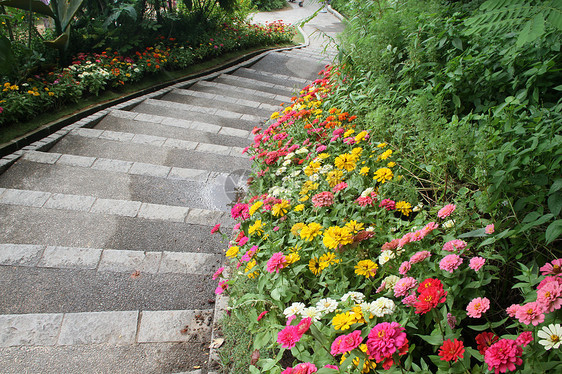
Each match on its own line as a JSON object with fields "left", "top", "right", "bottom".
{"left": 317, "top": 145, "right": 327, "bottom": 152}
{"left": 394, "top": 277, "right": 418, "bottom": 297}
{"left": 379, "top": 199, "right": 396, "bottom": 211}
{"left": 296, "top": 317, "right": 312, "bottom": 336}
{"left": 466, "top": 297, "right": 490, "bottom": 318}
{"left": 485, "top": 224, "right": 495, "bottom": 234}
{"left": 211, "top": 223, "right": 221, "bottom": 234}
{"left": 331, "top": 330, "right": 362, "bottom": 355}
{"left": 536, "top": 281, "right": 562, "bottom": 312}
{"left": 484, "top": 339, "right": 523, "bottom": 374}
{"left": 469, "top": 257, "right": 486, "bottom": 271}
{"left": 410, "top": 250, "right": 431, "bottom": 264}
{"left": 439, "top": 254, "right": 463, "bottom": 273}
{"left": 277, "top": 325, "right": 302, "bottom": 348}
{"left": 282, "top": 362, "right": 317, "bottom": 374}
{"left": 312, "top": 191, "right": 335, "bottom": 207}
{"left": 506, "top": 304, "right": 520, "bottom": 317}
{"left": 238, "top": 236, "right": 249, "bottom": 246}
{"left": 382, "top": 239, "right": 400, "bottom": 251}
{"left": 212, "top": 267, "right": 224, "bottom": 280}
{"left": 355, "top": 195, "right": 373, "bottom": 207}
{"left": 515, "top": 301, "right": 545, "bottom": 326}
{"left": 539, "top": 259, "right": 562, "bottom": 276}
{"left": 402, "top": 294, "right": 417, "bottom": 307}
{"left": 442, "top": 239, "right": 467, "bottom": 252}
{"left": 422, "top": 221, "right": 439, "bottom": 234}
{"left": 537, "top": 276, "right": 562, "bottom": 290}
{"left": 332, "top": 182, "right": 348, "bottom": 193}
{"left": 515, "top": 331, "right": 533, "bottom": 347}
{"left": 366, "top": 322, "right": 407, "bottom": 362}
{"left": 215, "top": 280, "right": 228, "bottom": 295}
{"left": 399, "top": 261, "right": 411, "bottom": 275}
{"left": 267, "top": 252, "right": 287, "bottom": 273}
{"left": 398, "top": 232, "right": 414, "bottom": 248}
{"left": 438, "top": 204, "right": 456, "bottom": 219}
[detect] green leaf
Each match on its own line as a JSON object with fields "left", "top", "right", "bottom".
{"left": 452, "top": 94, "right": 461, "bottom": 108}
{"left": 0, "top": 35, "right": 15, "bottom": 76}
{"left": 0, "top": 0, "right": 54, "bottom": 17}
{"left": 468, "top": 323, "right": 491, "bottom": 331}
{"left": 43, "top": 31, "right": 69, "bottom": 49}
{"left": 452, "top": 38, "right": 463, "bottom": 50}
{"left": 459, "top": 228, "right": 487, "bottom": 238}
{"left": 546, "top": 220, "right": 562, "bottom": 244}
{"left": 416, "top": 333, "right": 443, "bottom": 345}
{"left": 550, "top": 179, "right": 562, "bottom": 195}
{"left": 271, "top": 288, "right": 281, "bottom": 301}
{"left": 54, "top": 0, "right": 85, "bottom": 32}
{"left": 548, "top": 192, "right": 562, "bottom": 216}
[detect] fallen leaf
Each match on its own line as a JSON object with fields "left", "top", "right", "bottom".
{"left": 250, "top": 350, "right": 260, "bottom": 366}
{"left": 210, "top": 337, "right": 224, "bottom": 349}
{"left": 180, "top": 325, "right": 189, "bottom": 334}
{"left": 130, "top": 270, "right": 141, "bottom": 279}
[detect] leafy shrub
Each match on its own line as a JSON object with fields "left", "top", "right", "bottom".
{"left": 251, "top": 0, "right": 286, "bottom": 12}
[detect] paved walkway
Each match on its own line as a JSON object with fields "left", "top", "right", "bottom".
{"left": 0, "top": 2, "right": 342, "bottom": 373}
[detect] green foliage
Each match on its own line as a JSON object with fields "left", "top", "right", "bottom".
{"left": 250, "top": 0, "right": 285, "bottom": 12}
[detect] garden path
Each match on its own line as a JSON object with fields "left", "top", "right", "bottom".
{"left": 0, "top": 1, "right": 342, "bottom": 373}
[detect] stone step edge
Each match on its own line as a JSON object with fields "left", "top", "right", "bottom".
{"left": 108, "top": 109, "right": 255, "bottom": 140}
{"left": 0, "top": 309, "right": 214, "bottom": 347}
{"left": 195, "top": 80, "right": 291, "bottom": 103}
{"left": 137, "top": 98, "right": 262, "bottom": 125}
{"left": 278, "top": 50, "right": 335, "bottom": 64}
{"left": 216, "top": 73, "right": 297, "bottom": 95}
{"left": 0, "top": 188, "right": 234, "bottom": 227}
{"left": 169, "top": 87, "right": 280, "bottom": 113}
{"left": 0, "top": 243, "right": 221, "bottom": 275}
{"left": 21, "top": 150, "right": 235, "bottom": 183}
{"left": 67, "top": 127, "right": 248, "bottom": 159}
{"left": 237, "top": 67, "right": 310, "bottom": 85}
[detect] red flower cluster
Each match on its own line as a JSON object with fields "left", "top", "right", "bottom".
{"left": 438, "top": 338, "right": 465, "bottom": 362}
{"left": 414, "top": 278, "right": 447, "bottom": 314}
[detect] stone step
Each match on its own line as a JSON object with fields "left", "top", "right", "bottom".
{"left": 0, "top": 159, "right": 233, "bottom": 211}
{"left": 246, "top": 54, "right": 326, "bottom": 82}
{"left": 232, "top": 66, "right": 310, "bottom": 89}
{"left": 130, "top": 99, "right": 263, "bottom": 131}
{"left": 48, "top": 133, "right": 251, "bottom": 173}
{"left": 0, "top": 341, "right": 210, "bottom": 374}
{"left": 0, "top": 262, "right": 218, "bottom": 314}
{"left": 0, "top": 204, "right": 227, "bottom": 253}
{"left": 0, "top": 188, "right": 232, "bottom": 227}
{"left": 277, "top": 50, "right": 333, "bottom": 65}
{"left": 0, "top": 309, "right": 213, "bottom": 373}
{"left": 0, "top": 244, "right": 221, "bottom": 276}
{"left": 214, "top": 74, "right": 295, "bottom": 97}
{"left": 281, "top": 47, "right": 337, "bottom": 60}
{"left": 191, "top": 80, "right": 291, "bottom": 105}
{"left": 160, "top": 88, "right": 280, "bottom": 117}
{"left": 97, "top": 109, "right": 253, "bottom": 147}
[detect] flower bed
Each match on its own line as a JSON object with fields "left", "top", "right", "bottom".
{"left": 213, "top": 66, "right": 562, "bottom": 373}
{"left": 0, "top": 20, "right": 293, "bottom": 127}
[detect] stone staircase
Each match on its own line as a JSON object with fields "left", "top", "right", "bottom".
{"left": 0, "top": 47, "right": 334, "bottom": 373}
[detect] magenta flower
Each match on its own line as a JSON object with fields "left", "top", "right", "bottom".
{"left": 469, "top": 257, "right": 486, "bottom": 271}
{"left": 266, "top": 252, "right": 287, "bottom": 273}
{"left": 484, "top": 339, "right": 523, "bottom": 374}
{"left": 332, "top": 182, "right": 348, "bottom": 193}
{"left": 515, "top": 331, "right": 533, "bottom": 347}
{"left": 257, "top": 311, "right": 268, "bottom": 321}
{"left": 366, "top": 322, "right": 407, "bottom": 362}
{"left": 466, "top": 297, "right": 490, "bottom": 318}
{"left": 515, "top": 301, "right": 545, "bottom": 326}
{"left": 438, "top": 204, "right": 456, "bottom": 219}
{"left": 312, "top": 191, "right": 334, "bottom": 207}
{"left": 277, "top": 325, "right": 301, "bottom": 348}
{"left": 442, "top": 239, "right": 467, "bottom": 252}
{"left": 539, "top": 258, "right": 562, "bottom": 276}
{"left": 215, "top": 280, "right": 228, "bottom": 295}
{"left": 439, "top": 254, "right": 463, "bottom": 273}
{"left": 536, "top": 281, "right": 562, "bottom": 313}
{"left": 212, "top": 267, "right": 224, "bottom": 280}
{"left": 331, "top": 330, "right": 362, "bottom": 355}
{"left": 210, "top": 223, "right": 221, "bottom": 234}
{"left": 485, "top": 224, "right": 495, "bottom": 234}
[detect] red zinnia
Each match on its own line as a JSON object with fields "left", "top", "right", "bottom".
{"left": 475, "top": 332, "right": 500, "bottom": 355}
{"left": 438, "top": 339, "right": 465, "bottom": 362}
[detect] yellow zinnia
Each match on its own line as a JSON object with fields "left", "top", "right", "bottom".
{"left": 272, "top": 200, "right": 290, "bottom": 217}
{"left": 294, "top": 204, "right": 305, "bottom": 212}
{"left": 373, "top": 167, "right": 393, "bottom": 183}
{"left": 332, "top": 312, "right": 355, "bottom": 331}
{"left": 249, "top": 201, "right": 263, "bottom": 216}
{"left": 359, "top": 166, "right": 370, "bottom": 176}
{"left": 286, "top": 252, "right": 300, "bottom": 265}
{"left": 323, "top": 226, "right": 353, "bottom": 249}
{"left": 334, "top": 154, "right": 356, "bottom": 172}
{"left": 248, "top": 220, "right": 264, "bottom": 236}
{"left": 319, "top": 252, "right": 340, "bottom": 268}
{"left": 326, "top": 169, "right": 344, "bottom": 187}
{"left": 396, "top": 201, "right": 412, "bottom": 216}
{"left": 291, "top": 222, "right": 305, "bottom": 236}
{"left": 354, "top": 260, "right": 378, "bottom": 278}
{"left": 378, "top": 149, "right": 393, "bottom": 161}
{"left": 226, "top": 246, "right": 239, "bottom": 258}
{"left": 309, "top": 257, "right": 322, "bottom": 275}
{"left": 300, "top": 222, "right": 323, "bottom": 241}
{"left": 345, "top": 220, "right": 364, "bottom": 233}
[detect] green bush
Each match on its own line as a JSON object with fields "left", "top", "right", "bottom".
{"left": 251, "top": 0, "right": 286, "bottom": 12}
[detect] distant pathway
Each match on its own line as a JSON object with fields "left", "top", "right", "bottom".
{"left": 0, "top": 2, "right": 342, "bottom": 373}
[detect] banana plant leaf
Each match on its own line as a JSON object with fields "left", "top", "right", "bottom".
{"left": 52, "top": 0, "right": 84, "bottom": 32}
{"left": 42, "top": 30, "right": 68, "bottom": 49}
{"left": 0, "top": 0, "right": 55, "bottom": 18}
{"left": 0, "top": 35, "right": 15, "bottom": 76}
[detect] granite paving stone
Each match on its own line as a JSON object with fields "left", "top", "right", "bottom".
{"left": 38, "top": 246, "right": 102, "bottom": 270}
{"left": 89, "top": 198, "right": 141, "bottom": 217}
{"left": 0, "top": 244, "right": 45, "bottom": 266}
{"left": 57, "top": 154, "right": 96, "bottom": 168}
{"left": 0, "top": 189, "right": 50, "bottom": 207}
{"left": 97, "top": 249, "right": 161, "bottom": 274}
{"left": 137, "top": 202, "right": 189, "bottom": 222}
{"left": 137, "top": 310, "right": 213, "bottom": 343}
{"left": 0, "top": 313, "right": 63, "bottom": 347}
{"left": 57, "top": 311, "right": 138, "bottom": 345}
{"left": 43, "top": 193, "right": 96, "bottom": 212}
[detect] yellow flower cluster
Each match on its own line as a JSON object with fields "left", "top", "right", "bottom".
{"left": 323, "top": 226, "right": 353, "bottom": 249}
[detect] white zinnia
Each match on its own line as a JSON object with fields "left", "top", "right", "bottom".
{"left": 361, "top": 187, "right": 374, "bottom": 198}
{"left": 341, "top": 291, "right": 365, "bottom": 304}
{"left": 315, "top": 298, "right": 338, "bottom": 314}
{"left": 443, "top": 219, "right": 456, "bottom": 229}
{"left": 295, "top": 147, "right": 309, "bottom": 155}
{"left": 381, "top": 275, "right": 400, "bottom": 291}
{"left": 300, "top": 306, "right": 321, "bottom": 321}
{"left": 283, "top": 302, "right": 306, "bottom": 318}
{"left": 379, "top": 250, "right": 395, "bottom": 265}
{"left": 538, "top": 324, "right": 562, "bottom": 350}
{"left": 371, "top": 297, "right": 396, "bottom": 317}
{"left": 282, "top": 159, "right": 292, "bottom": 166}
{"left": 308, "top": 174, "right": 320, "bottom": 181}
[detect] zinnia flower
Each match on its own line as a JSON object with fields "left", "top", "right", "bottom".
{"left": 475, "top": 332, "right": 499, "bottom": 355}
{"left": 210, "top": 224, "right": 221, "bottom": 234}
{"left": 439, "top": 254, "right": 463, "bottom": 273}
{"left": 212, "top": 267, "right": 224, "bottom": 280}
{"left": 312, "top": 191, "right": 335, "bottom": 207}
{"left": 355, "top": 259, "right": 378, "bottom": 278}
{"left": 469, "top": 257, "right": 486, "bottom": 271}
{"left": 515, "top": 331, "right": 533, "bottom": 347}
{"left": 438, "top": 204, "right": 456, "bottom": 219}
{"left": 323, "top": 226, "right": 353, "bottom": 249}
{"left": 466, "top": 297, "right": 490, "bottom": 318}
{"left": 395, "top": 201, "right": 412, "bottom": 216}
{"left": 334, "top": 153, "right": 356, "bottom": 171}
{"left": 215, "top": 280, "right": 228, "bottom": 295}
{"left": 515, "top": 301, "right": 545, "bottom": 326}
{"left": 485, "top": 224, "right": 495, "bottom": 234}
{"left": 438, "top": 339, "right": 464, "bottom": 362}
{"left": 410, "top": 250, "right": 431, "bottom": 264}
{"left": 373, "top": 167, "right": 393, "bottom": 183}
{"left": 300, "top": 222, "right": 323, "bottom": 241}
{"left": 266, "top": 252, "right": 287, "bottom": 273}
{"left": 366, "top": 322, "right": 407, "bottom": 362}
{"left": 536, "top": 280, "right": 562, "bottom": 312}
{"left": 442, "top": 239, "right": 467, "bottom": 252}
{"left": 540, "top": 258, "right": 562, "bottom": 276}
{"left": 394, "top": 277, "right": 418, "bottom": 297}
{"left": 331, "top": 330, "right": 363, "bottom": 355}
{"left": 484, "top": 339, "right": 523, "bottom": 374}
{"left": 538, "top": 323, "right": 562, "bottom": 350}
{"left": 277, "top": 325, "right": 302, "bottom": 348}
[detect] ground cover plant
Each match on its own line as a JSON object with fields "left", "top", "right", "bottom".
{"left": 214, "top": 0, "right": 561, "bottom": 372}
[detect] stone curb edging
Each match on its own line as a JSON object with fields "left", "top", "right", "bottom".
{"left": 0, "top": 38, "right": 309, "bottom": 173}
{"left": 326, "top": 5, "right": 345, "bottom": 21}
